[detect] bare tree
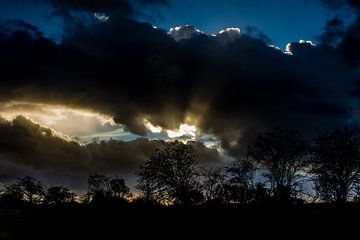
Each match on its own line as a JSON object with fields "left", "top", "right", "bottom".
{"left": 226, "top": 158, "right": 256, "bottom": 204}
{"left": 248, "top": 128, "right": 308, "bottom": 200}
{"left": 311, "top": 128, "right": 360, "bottom": 203}
{"left": 202, "top": 168, "right": 228, "bottom": 203}
{"left": 136, "top": 141, "right": 203, "bottom": 205}
{"left": 136, "top": 175, "right": 160, "bottom": 204}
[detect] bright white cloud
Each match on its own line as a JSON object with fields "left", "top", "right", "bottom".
{"left": 167, "top": 123, "right": 197, "bottom": 139}
{"left": 168, "top": 25, "right": 203, "bottom": 41}
{"left": 285, "top": 43, "right": 293, "bottom": 55}
{"left": 299, "top": 39, "right": 316, "bottom": 46}
{"left": 218, "top": 27, "right": 241, "bottom": 35}
{"left": 215, "top": 27, "right": 241, "bottom": 44}
{"left": 143, "top": 119, "right": 163, "bottom": 133}
{"left": 168, "top": 25, "right": 242, "bottom": 44}
{"left": 268, "top": 44, "right": 281, "bottom": 51}
{"left": 94, "top": 13, "right": 110, "bottom": 22}
{"left": 0, "top": 101, "right": 118, "bottom": 139}
{"left": 285, "top": 40, "right": 317, "bottom": 55}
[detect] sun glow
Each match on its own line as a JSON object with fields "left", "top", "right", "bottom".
{"left": 143, "top": 119, "right": 163, "bottom": 133}
{"left": 143, "top": 118, "right": 198, "bottom": 138}
{"left": 0, "top": 101, "right": 115, "bottom": 126}
{"left": 167, "top": 123, "right": 197, "bottom": 139}
{"left": 1, "top": 102, "right": 201, "bottom": 143}
{"left": 143, "top": 118, "right": 198, "bottom": 141}
{"left": 0, "top": 101, "right": 118, "bottom": 139}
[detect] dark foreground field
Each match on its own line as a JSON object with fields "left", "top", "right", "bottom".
{"left": 0, "top": 204, "right": 359, "bottom": 239}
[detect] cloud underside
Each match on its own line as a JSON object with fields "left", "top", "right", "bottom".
{"left": 0, "top": 116, "right": 219, "bottom": 189}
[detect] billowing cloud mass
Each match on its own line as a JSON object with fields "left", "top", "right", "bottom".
{"left": 0, "top": 0, "right": 360, "bottom": 188}
{"left": 168, "top": 25, "right": 202, "bottom": 42}
{"left": 0, "top": 15, "right": 358, "bottom": 149}
{"left": 0, "top": 116, "right": 219, "bottom": 189}
{"left": 216, "top": 27, "right": 241, "bottom": 44}
{"left": 319, "top": 0, "right": 360, "bottom": 65}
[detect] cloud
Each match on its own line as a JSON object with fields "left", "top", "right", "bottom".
{"left": 285, "top": 40, "right": 316, "bottom": 55}
{"left": 245, "top": 26, "right": 272, "bottom": 45}
{"left": 318, "top": 0, "right": 360, "bottom": 65}
{"left": 8, "top": 0, "right": 169, "bottom": 24}
{"left": 139, "top": 0, "right": 169, "bottom": 5}
{"left": 320, "top": 0, "right": 359, "bottom": 9}
{"left": 0, "top": 19, "right": 42, "bottom": 38}
{"left": 0, "top": 101, "right": 121, "bottom": 141}
{"left": 0, "top": 11, "right": 359, "bottom": 161}
{"left": 168, "top": 25, "right": 243, "bottom": 45}
{"left": 215, "top": 27, "right": 241, "bottom": 44}
{"left": 94, "top": 13, "right": 110, "bottom": 22}
{"left": 0, "top": 116, "right": 220, "bottom": 189}
{"left": 168, "top": 25, "right": 203, "bottom": 42}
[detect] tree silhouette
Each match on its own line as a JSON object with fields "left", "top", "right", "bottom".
{"left": 202, "top": 168, "right": 229, "bottom": 203}
{"left": 109, "top": 176, "right": 130, "bottom": 199}
{"left": 248, "top": 128, "right": 308, "bottom": 201}
{"left": 4, "top": 183, "right": 23, "bottom": 202}
{"left": 311, "top": 128, "right": 360, "bottom": 203}
{"left": 5, "top": 176, "right": 44, "bottom": 205}
{"left": 135, "top": 176, "right": 159, "bottom": 205}
{"left": 226, "top": 158, "right": 255, "bottom": 204}
{"left": 87, "top": 173, "right": 131, "bottom": 203}
{"left": 252, "top": 183, "right": 270, "bottom": 204}
{"left": 88, "top": 173, "right": 111, "bottom": 199}
{"left": 136, "top": 141, "right": 203, "bottom": 205}
{"left": 45, "top": 186, "right": 76, "bottom": 205}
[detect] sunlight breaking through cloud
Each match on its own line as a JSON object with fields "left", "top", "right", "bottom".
{"left": 143, "top": 119, "right": 163, "bottom": 133}
{"left": 167, "top": 124, "right": 197, "bottom": 139}
{"left": 0, "top": 101, "right": 119, "bottom": 139}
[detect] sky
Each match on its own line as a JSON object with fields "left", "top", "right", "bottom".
{"left": 148, "top": 0, "right": 336, "bottom": 48}
{"left": 0, "top": 0, "right": 360, "bottom": 190}
{"left": 0, "top": 0, "right": 340, "bottom": 47}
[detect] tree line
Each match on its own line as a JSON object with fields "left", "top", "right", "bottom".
{"left": 2, "top": 127, "right": 360, "bottom": 207}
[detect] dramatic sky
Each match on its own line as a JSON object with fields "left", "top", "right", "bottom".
{"left": 0, "top": 0, "right": 359, "bottom": 190}
{"left": 0, "top": 0, "right": 341, "bottom": 47}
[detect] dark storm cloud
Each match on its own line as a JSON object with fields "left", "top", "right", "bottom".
{"left": 140, "top": 0, "right": 169, "bottom": 5}
{"left": 319, "top": 0, "right": 360, "bottom": 65}
{"left": 245, "top": 26, "right": 272, "bottom": 44}
{"left": 0, "top": 16, "right": 359, "bottom": 157}
{"left": 0, "top": 116, "right": 218, "bottom": 188}
{"left": 168, "top": 25, "right": 202, "bottom": 42}
{"left": 42, "top": 0, "right": 133, "bottom": 14}
{"left": 9, "top": 0, "right": 169, "bottom": 21}
{"left": 320, "top": 0, "right": 360, "bottom": 9}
